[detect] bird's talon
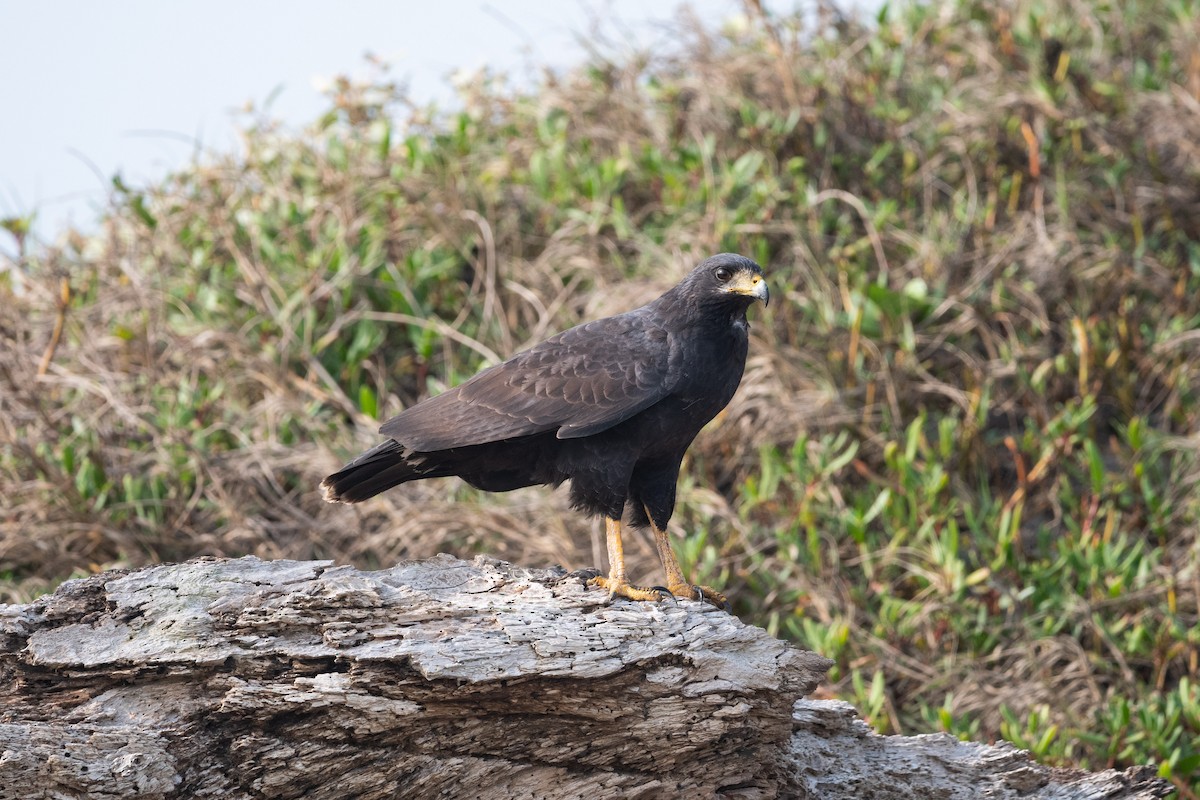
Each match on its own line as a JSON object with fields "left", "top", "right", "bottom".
{"left": 703, "top": 588, "right": 732, "bottom": 612}
{"left": 649, "top": 585, "right": 676, "bottom": 601}
{"left": 666, "top": 582, "right": 730, "bottom": 610}
{"left": 588, "top": 576, "right": 676, "bottom": 603}
{"left": 584, "top": 575, "right": 614, "bottom": 599}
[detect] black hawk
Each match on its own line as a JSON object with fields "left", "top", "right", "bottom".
{"left": 322, "top": 253, "right": 768, "bottom": 607}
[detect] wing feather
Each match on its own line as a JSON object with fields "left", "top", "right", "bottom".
{"left": 379, "top": 312, "right": 675, "bottom": 451}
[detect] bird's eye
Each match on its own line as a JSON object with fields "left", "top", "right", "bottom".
{"left": 715, "top": 267, "right": 732, "bottom": 282}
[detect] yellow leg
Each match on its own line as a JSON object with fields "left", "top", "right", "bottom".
{"left": 645, "top": 507, "right": 729, "bottom": 609}
{"left": 588, "top": 516, "right": 671, "bottom": 602}
{"left": 606, "top": 515, "right": 627, "bottom": 583}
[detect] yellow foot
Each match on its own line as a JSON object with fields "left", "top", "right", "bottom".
{"left": 667, "top": 582, "right": 731, "bottom": 611}
{"left": 587, "top": 575, "right": 672, "bottom": 603}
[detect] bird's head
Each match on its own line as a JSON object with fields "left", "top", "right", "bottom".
{"left": 707, "top": 253, "right": 768, "bottom": 306}
{"left": 651, "top": 253, "right": 769, "bottom": 328}
{"left": 684, "top": 253, "right": 769, "bottom": 309}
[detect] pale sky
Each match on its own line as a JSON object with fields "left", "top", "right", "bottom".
{"left": 1, "top": 0, "right": 775, "bottom": 244}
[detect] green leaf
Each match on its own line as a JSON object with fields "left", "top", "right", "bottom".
{"left": 359, "top": 385, "right": 378, "bottom": 420}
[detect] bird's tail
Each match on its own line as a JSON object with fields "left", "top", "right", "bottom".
{"left": 321, "top": 439, "right": 426, "bottom": 504}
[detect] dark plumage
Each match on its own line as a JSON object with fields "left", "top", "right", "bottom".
{"left": 322, "top": 253, "right": 768, "bottom": 606}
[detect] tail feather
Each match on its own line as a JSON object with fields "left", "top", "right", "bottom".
{"left": 321, "top": 439, "right": 423, "bottom": 504}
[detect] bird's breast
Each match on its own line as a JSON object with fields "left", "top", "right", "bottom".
{"left": 665, "top": 333, "right": 748, "bottom": 420}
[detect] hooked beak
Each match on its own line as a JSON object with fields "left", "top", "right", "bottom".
{"left": 726, "top": 272, "right": 769, "bottom": 306}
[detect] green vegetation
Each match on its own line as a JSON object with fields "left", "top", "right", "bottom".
{"left": 2, "top": 0, "right": 1198, "bottom": 792}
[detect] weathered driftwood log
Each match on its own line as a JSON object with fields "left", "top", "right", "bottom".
{"left": 0, "top": 556, "right": 1169, "bottom": 799}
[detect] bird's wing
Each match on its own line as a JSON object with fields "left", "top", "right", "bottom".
{"left": 380, "top": 313, "right": 676, "bottom": 451}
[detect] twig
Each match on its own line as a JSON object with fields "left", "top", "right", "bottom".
{"left": 37, "top": 276, "right": 70, "bottom": 377}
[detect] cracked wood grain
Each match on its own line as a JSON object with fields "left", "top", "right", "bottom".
{"left": 0, "top": 555, "right": 1170, "bottom": 799}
